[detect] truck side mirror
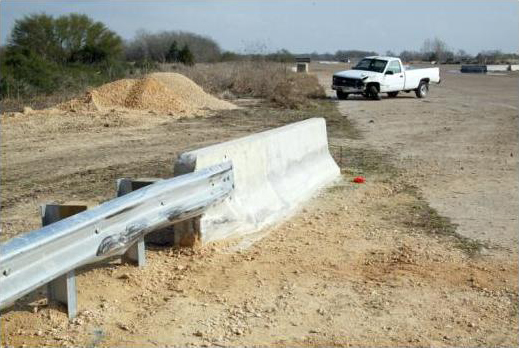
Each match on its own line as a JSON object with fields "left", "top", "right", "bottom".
{"left": 385, "top": 70, "right": 394, "bottom": 75}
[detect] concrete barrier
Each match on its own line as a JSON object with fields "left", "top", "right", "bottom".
{"left": 297, "top": 63, "right": 309, "bottom": 73}
{"left": 486, "top": 65, "right": 509, "bottom": 72}
{"left": 510, "top": 65, "right": 519, "bottom": 71}
{"left": 461, "top": 65, "right": 487, "bottom": 73}
{"left": 173, "top": 118, "right": 339, "bottom": 244}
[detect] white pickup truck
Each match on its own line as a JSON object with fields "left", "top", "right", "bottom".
{"left": 332, "top": 56, "right": 440, "bottom": 100}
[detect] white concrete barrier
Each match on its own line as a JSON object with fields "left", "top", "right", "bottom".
{"left": 297, "top": 63, "right": 309, "bottom": 73}
{"left": 510, "top": 65, "right": 519, "bottom": 71}
{"left": 173, "top": 118, "right": 340, "bottom": 244}
{"left": 486, "top": 65, "right": 509, "bottom": 72}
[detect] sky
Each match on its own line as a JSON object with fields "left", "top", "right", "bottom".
{"left": 0, "top": 1, "right": 518, "bottom": 55}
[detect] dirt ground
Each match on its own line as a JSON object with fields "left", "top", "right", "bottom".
{"left": 1, "top": 65, "right": 518, "bottom": 346}
{"left": 314, "top": 63, "right": 519, "bottom": 252}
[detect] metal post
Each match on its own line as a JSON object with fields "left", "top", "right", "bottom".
{"left": 122, "top": 236, "right": 146, "bottom": 267}
{"left": 40, "top": 203, "right": 87, "bottom": 319}
{"left": 116, "top": 178, "right": 161, "bottom": 267}
{"left": 47, "top": 270, "right": 77, "bottom": 319}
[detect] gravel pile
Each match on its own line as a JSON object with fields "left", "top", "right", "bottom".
{"left": 58, "top": 73, "right": 236, "bottom": 116}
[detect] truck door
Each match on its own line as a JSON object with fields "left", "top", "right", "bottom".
{"left": 383, "top": 60, "right": 405, "bottom": 92}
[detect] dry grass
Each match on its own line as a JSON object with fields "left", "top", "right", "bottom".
{"left": 162, "top": 61, "right": 326, "bottom": 109}
{"left": 1, "top": 92, "right": 83, "bottom": 113}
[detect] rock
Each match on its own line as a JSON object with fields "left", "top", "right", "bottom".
{"left": 117, "top": 323, "right": 130, "bottom": 331}
{"left": 193, "top": 330, "right": 203, "bottom": 337}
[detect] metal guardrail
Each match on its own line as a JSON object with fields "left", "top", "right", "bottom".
{"left": 0, "top": 162, "right": 234, "bottom": 315}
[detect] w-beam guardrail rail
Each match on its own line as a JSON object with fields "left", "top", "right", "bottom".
{"left": 0, "top": 162, "right": 233, "bottom": 318}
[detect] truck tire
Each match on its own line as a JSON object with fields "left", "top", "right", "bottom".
{"left": 387, "top": 91, "right": 399, "bottom": 98}
{"left": 336, "top": 90, "right": 349, "bottom": 100}
{"left": 415, "top": 81, "right": 429, "bottom": 98}
{"left": 368, "top": 84, "right": 380, "bottom": 100}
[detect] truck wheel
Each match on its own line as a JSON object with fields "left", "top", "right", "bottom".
{"left": 387, "top": 91, "right": 399, "bottom": 98}
{"left": 368, "top": 85, "right": 380, "bottom": 100}
{"left": 415, "top": 81, "right": 429, "bottom": 98}
{"left": 336, "top": 90, "right": 349, "bottom": 100}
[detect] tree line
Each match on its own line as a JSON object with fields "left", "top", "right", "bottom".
{"left": 397, "top": 37, "right": 519, "bottom": 64}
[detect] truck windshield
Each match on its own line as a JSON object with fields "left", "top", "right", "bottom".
{"left": 353, "top": 59, "right": 388, "bottom": 73}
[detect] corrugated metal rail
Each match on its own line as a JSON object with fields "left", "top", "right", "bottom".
{"left": 0, "top": 162, "right": 233, "bottom": 317}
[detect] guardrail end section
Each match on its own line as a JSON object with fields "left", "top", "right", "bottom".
{"left": 40, "top": 203, "right": 87, "bottom": 319}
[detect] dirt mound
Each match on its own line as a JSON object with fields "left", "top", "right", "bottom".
{"left": 57, "top": 73, "right": 236, "bottom": 116}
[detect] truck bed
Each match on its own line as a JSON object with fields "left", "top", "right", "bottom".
{"left": 404, "top": 67, "right": 440, "bottom": 90}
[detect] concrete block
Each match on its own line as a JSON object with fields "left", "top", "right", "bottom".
{"left": 486, "top": 64, "right": 509, "bottom": 72}
{"left": 174, "top": 118, "right": 339, "bottom": 244}
{"left": 509, "top": 64, "right": 519, "bottom": 71}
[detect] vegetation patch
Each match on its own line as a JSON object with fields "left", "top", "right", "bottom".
{"left": 171, "top": 61, "right": 326, "bottom": 109}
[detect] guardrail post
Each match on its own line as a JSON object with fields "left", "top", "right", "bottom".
{"left": 40, "top": 204, "right": 87, "bottom": 319}
{"left": 116, "top": 178, "right": 162, "bottom": 267}
{"left": 122, "top": 236, "right": 146, "bottom": 267}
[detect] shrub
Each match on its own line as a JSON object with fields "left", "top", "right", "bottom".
{"left": 169, "top": 61, "right": 325, "bottom": 109}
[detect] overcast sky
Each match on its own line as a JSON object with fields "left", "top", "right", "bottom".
{"left": 1, "top": 1, "right": 518, "bottom": 55}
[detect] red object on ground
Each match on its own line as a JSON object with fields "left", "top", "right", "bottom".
{"left": 353, "top": 176, "right": 366, "bottom": 183}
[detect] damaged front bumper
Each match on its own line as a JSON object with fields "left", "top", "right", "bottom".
{"left": 331, "top": 85, "right": 365, "bottom": 93}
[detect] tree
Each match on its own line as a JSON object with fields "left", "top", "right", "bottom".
{"left": 9, "top": 14, "right": 61, "bottom": 62}
{"left": 455, "top": 49, "right": 471, "bottom": 63}
{"left": 8, "top": 13, "right": 123, "bottom": 64}
{"left": 399, "top": 50, "right": 424, "bottom": 62}
{"left": 165, "top": 41, "right": 179, "bottom": 63}
{"left": 421, "top": 37, "right": 452, "bottom": 62}
{"left": 178, "top": 44, "right": 194, "bottom": 66}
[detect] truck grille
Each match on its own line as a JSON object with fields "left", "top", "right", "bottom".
{"left": 333, "top": 76, "right": 363, "bottom": 88}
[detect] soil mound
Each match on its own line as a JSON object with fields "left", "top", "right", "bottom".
{"left": 57, "top": 73, "right": 236, "bottom": 116}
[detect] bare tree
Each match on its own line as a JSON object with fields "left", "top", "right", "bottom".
{"left": 421, "top": 37, "right": 451, "bottom": 62}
